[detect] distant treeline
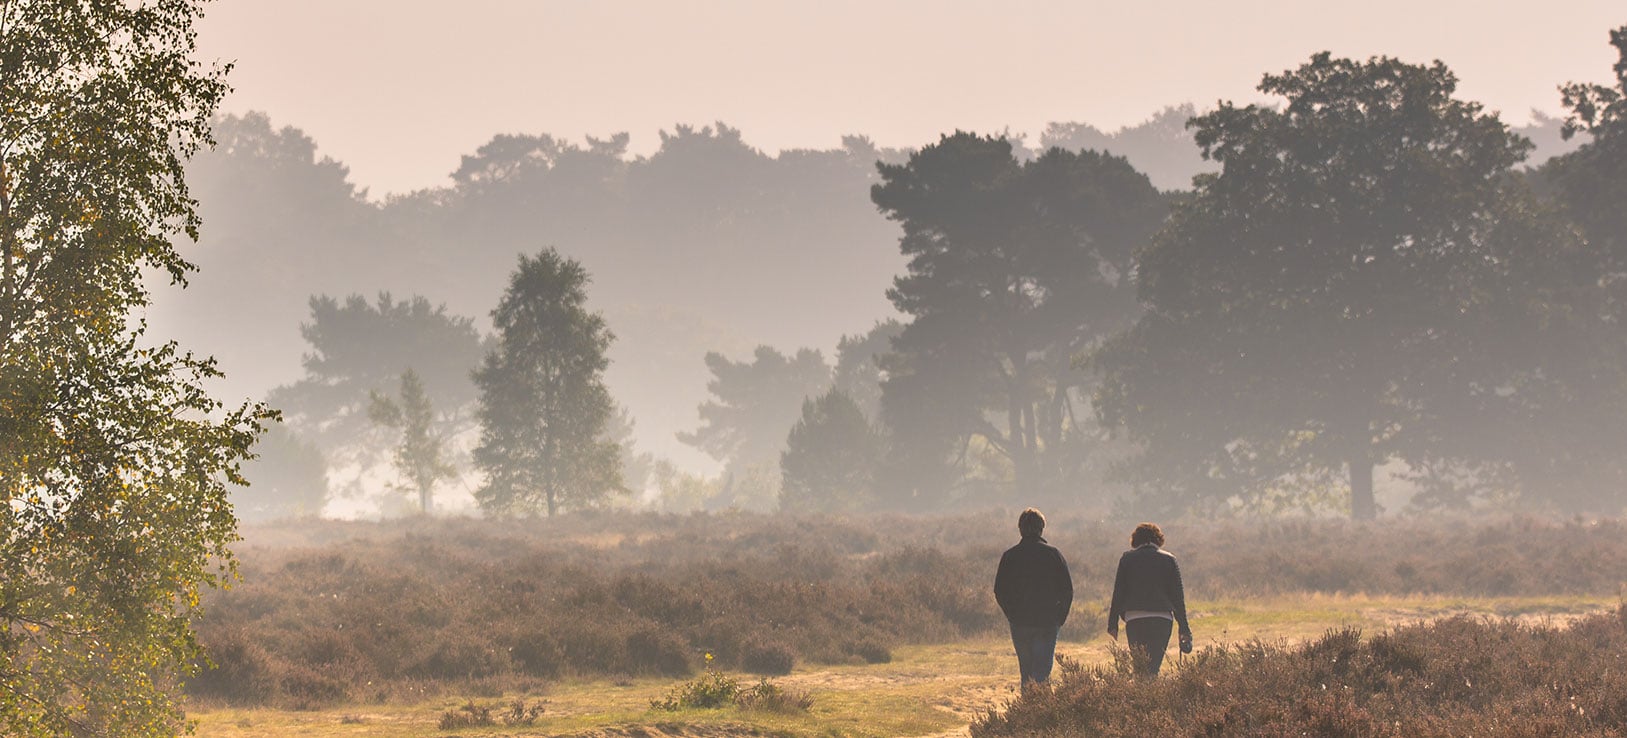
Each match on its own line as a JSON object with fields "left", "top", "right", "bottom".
{"left": 184, "top": 26, "right": 1627, "bottom": 521}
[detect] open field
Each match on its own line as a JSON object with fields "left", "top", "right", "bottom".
{"left": 189, "top": 593, "right": 1620, "bottom": 737}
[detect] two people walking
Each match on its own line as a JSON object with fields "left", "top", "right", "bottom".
{"left": 993, "top": 509, "right": 1191, "bottom": 686}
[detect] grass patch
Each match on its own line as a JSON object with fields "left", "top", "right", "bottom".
{"left": 191, "top": 594, "right": 1620, "bottom": 736}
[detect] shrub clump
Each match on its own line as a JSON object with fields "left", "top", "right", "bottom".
{"left": 973, "top": 606, "right": 1627, "bottom": 737}
{"left": 437, "top": 698, "right": 545, "bottom": 730}
{"left": 740, "top": 638, "right": 796, "bottom": 675}
{"left": 650, "top": 664, "right": 810, "bottom": 714}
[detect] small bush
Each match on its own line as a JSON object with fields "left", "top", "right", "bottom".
{"left": 278, "top": 664, "right": 350, "bottom": 710}
{"left": 847, "top": 638, "right": 892, "bottom": 664}
{"left": 651, "top": 668, "right": 741, "bottom": 710}
{"left": 740, "top": 639, "right": 795, "bottom": 675}
{"left": 189, "top": 628, "right": 276, "bottom": 705}
{"left": 735, "top": 679, "right": 813, "bottom": 713}
{"left": 627, "top": 627, "right": 694, "bottom": 676}
{"left": 437, "top": 700, "right": 493, "bottom": 730}
{"left": 410, "top": 634, "right": 510, "bottom": 680}
{"left": 504, "top": 632, "right": 563, "bottom": 678}
{"left": 500, "top": 698, "right": 547, "bottom": 726}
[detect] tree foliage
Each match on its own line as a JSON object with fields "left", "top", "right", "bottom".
{"left": 1486, "top": 26, "right": 1627, "bottom": 513}
{"left": 873, "top": 133, "right": 1167, "bottom": 508}
{"left": 678, "top": 346, "right": 832, "bottom": 474}
{"left": 831, "top": 319, "right": 901, "bottom": 424}
{"left": 473, "top": 249, "right": 623, "bottom": 517}
{"left": 368, "top": 368, "right": 457, "bottom": 513}
{"left": 779, "top": 390, "right": 885, "bottom": 513}
{"left": 0, "top": 1, "right": 271, "bottom": 735}
{"left": 1094, "top": 53, "right": 1560, "bottom": 519}
{"left": 268, "top": 293, "right": 481, "bottom": 504}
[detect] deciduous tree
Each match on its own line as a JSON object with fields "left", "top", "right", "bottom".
{"left": 1095, "top": 53, "right": 1544, "bottom": 519}
{"left": 473, "top": 250, "right": 624, "bottom": 517}
{"left": 0, "top": 2, "right": 271, "bottom": 734}
{"left": 369, "top": 368, "right": 457, "bottom": 513}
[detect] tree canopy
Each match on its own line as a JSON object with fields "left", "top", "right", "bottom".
{"left": 473, "top": 249, "right": 624, "bottom": 517}
{"left": 268, "top": 293, "right": 482, "bottom": 507}
{"left": 1094, "top": 53, "right": 1566, "bottom": 519}
{"left": 779, "top": 389, "right": 885, "bottom": 513}
{"left": 679, "top": 346, "right": 832, "bottom": 475}
{"left": 874, "top": 133, "right": 1168, "bottom": 508}
{"left": 1, "top": 1, "right": 270, "bottom": 734}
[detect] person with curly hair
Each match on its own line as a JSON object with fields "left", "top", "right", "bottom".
{"left": 1107, "top": 522, "right": 1192, "bottom": 676}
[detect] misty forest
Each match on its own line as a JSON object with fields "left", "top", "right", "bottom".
{"left": 5, "top": 3, "right": 1627, "bottom": 736}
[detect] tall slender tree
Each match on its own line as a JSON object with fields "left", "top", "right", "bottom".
{"left": 369, "top": 368, "right": 457, "bottom": 513}
{"left": 473, "top": 249, "right": 623, "bottom": 517}
{"left": 1, "top": 2, "right": 271, "bottom": 735}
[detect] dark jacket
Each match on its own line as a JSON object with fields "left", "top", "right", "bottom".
{"left": 994, "top": 536, "right": 1074, "bottom": 628}
{"left": 1108, "top": 543, "right": 1191, "bottom": 636}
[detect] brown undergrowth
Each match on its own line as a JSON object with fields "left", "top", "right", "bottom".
{"left": 188, "top": 511, "right": 1627, "bottom": 709}
{"left": 973, "top": 605, "right": 1627, "bottom": 737}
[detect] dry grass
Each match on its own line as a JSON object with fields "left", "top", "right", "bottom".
{"left": 187, "top": 593, "right": 1621, "bottom": 737}
{"left": 190, "top": 512, "right": 1627, "bottom": 713}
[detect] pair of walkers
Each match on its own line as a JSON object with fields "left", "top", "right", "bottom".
{"left": 992, "top": 508, "right": 1192, "bottom": 685}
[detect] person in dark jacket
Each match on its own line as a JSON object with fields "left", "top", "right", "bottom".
{"left": 993, "top": 508, "right": 1073, "bottom": 686}
{"left": 1106, "top": 522, "right": 1191, "bottom": 676}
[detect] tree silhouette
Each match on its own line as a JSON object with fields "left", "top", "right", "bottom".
{"left": 874, "top": 133, "right": 1166, "bottom": 507}
{"left": 473, "top": 249, "right": 624, "bottom": 517}
{"left": 780, "top": 390, "right": 885, "bottom": 513}
{"left": 1095, "top": 53, "right": 1544, "bottom": 519}
{"left": 679, "top": 346, "right": 832, "bottom": 475}
{"left": 369, "top": 369, "right": 458, "bottom": 513}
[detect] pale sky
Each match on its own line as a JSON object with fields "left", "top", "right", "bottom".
{"left": 197, "top": 1, "right": 1625, "bottom": 197}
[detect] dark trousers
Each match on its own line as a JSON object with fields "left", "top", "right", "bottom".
{"left": 1009, "top": 623, "right": 1059, "bottom": 685}
{"left": 1126, "top": 617, "right": 1173, "bottom": 676}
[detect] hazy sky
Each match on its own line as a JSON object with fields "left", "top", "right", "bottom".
{"left": 197, "top": 1, "right": 1624, "bottom": 196}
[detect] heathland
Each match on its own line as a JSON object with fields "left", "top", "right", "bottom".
{"left": 185, "top": 512, "right": 1627, "bottom": 736}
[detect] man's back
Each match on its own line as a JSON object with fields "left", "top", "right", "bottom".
{"left": 993, "top": 537, "right": 1074, "bottom": 627}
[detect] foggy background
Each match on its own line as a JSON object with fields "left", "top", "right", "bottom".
{"left": 148, "top": 1, "right": 1622, "bottom": 517}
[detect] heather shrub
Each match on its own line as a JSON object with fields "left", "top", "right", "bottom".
{"left": 627, "top": 626, "right": 695, "bottom": 676}
{"left": 973, "top": 606, "right": 1627, "bottom": 737}
{"left": 278, "top": 663, "right": 351, "bottom": 710}
{"left": 847, "top": 638, "right": 892, "bottom": 664}
{"left": 739, "top": 638, "right": 796, "bottom": 675}
{"left": 193, "top": 512, "right": 1627, "bottom": 708}
{"left": 735, "top": 679, "right": 814, "bottom": 713}
{"left": 409, "top": 631, "right": 510, "bottom": 680}
{"left": 188, "top": 627, "right": 275, "bottom": 705}
{"left": 501, "top": 628, "right": 563, "bottom": 678}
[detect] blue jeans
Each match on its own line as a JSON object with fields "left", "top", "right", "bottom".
{"left": 1009, "top": 623, "right": 1059, "bottom": 685}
